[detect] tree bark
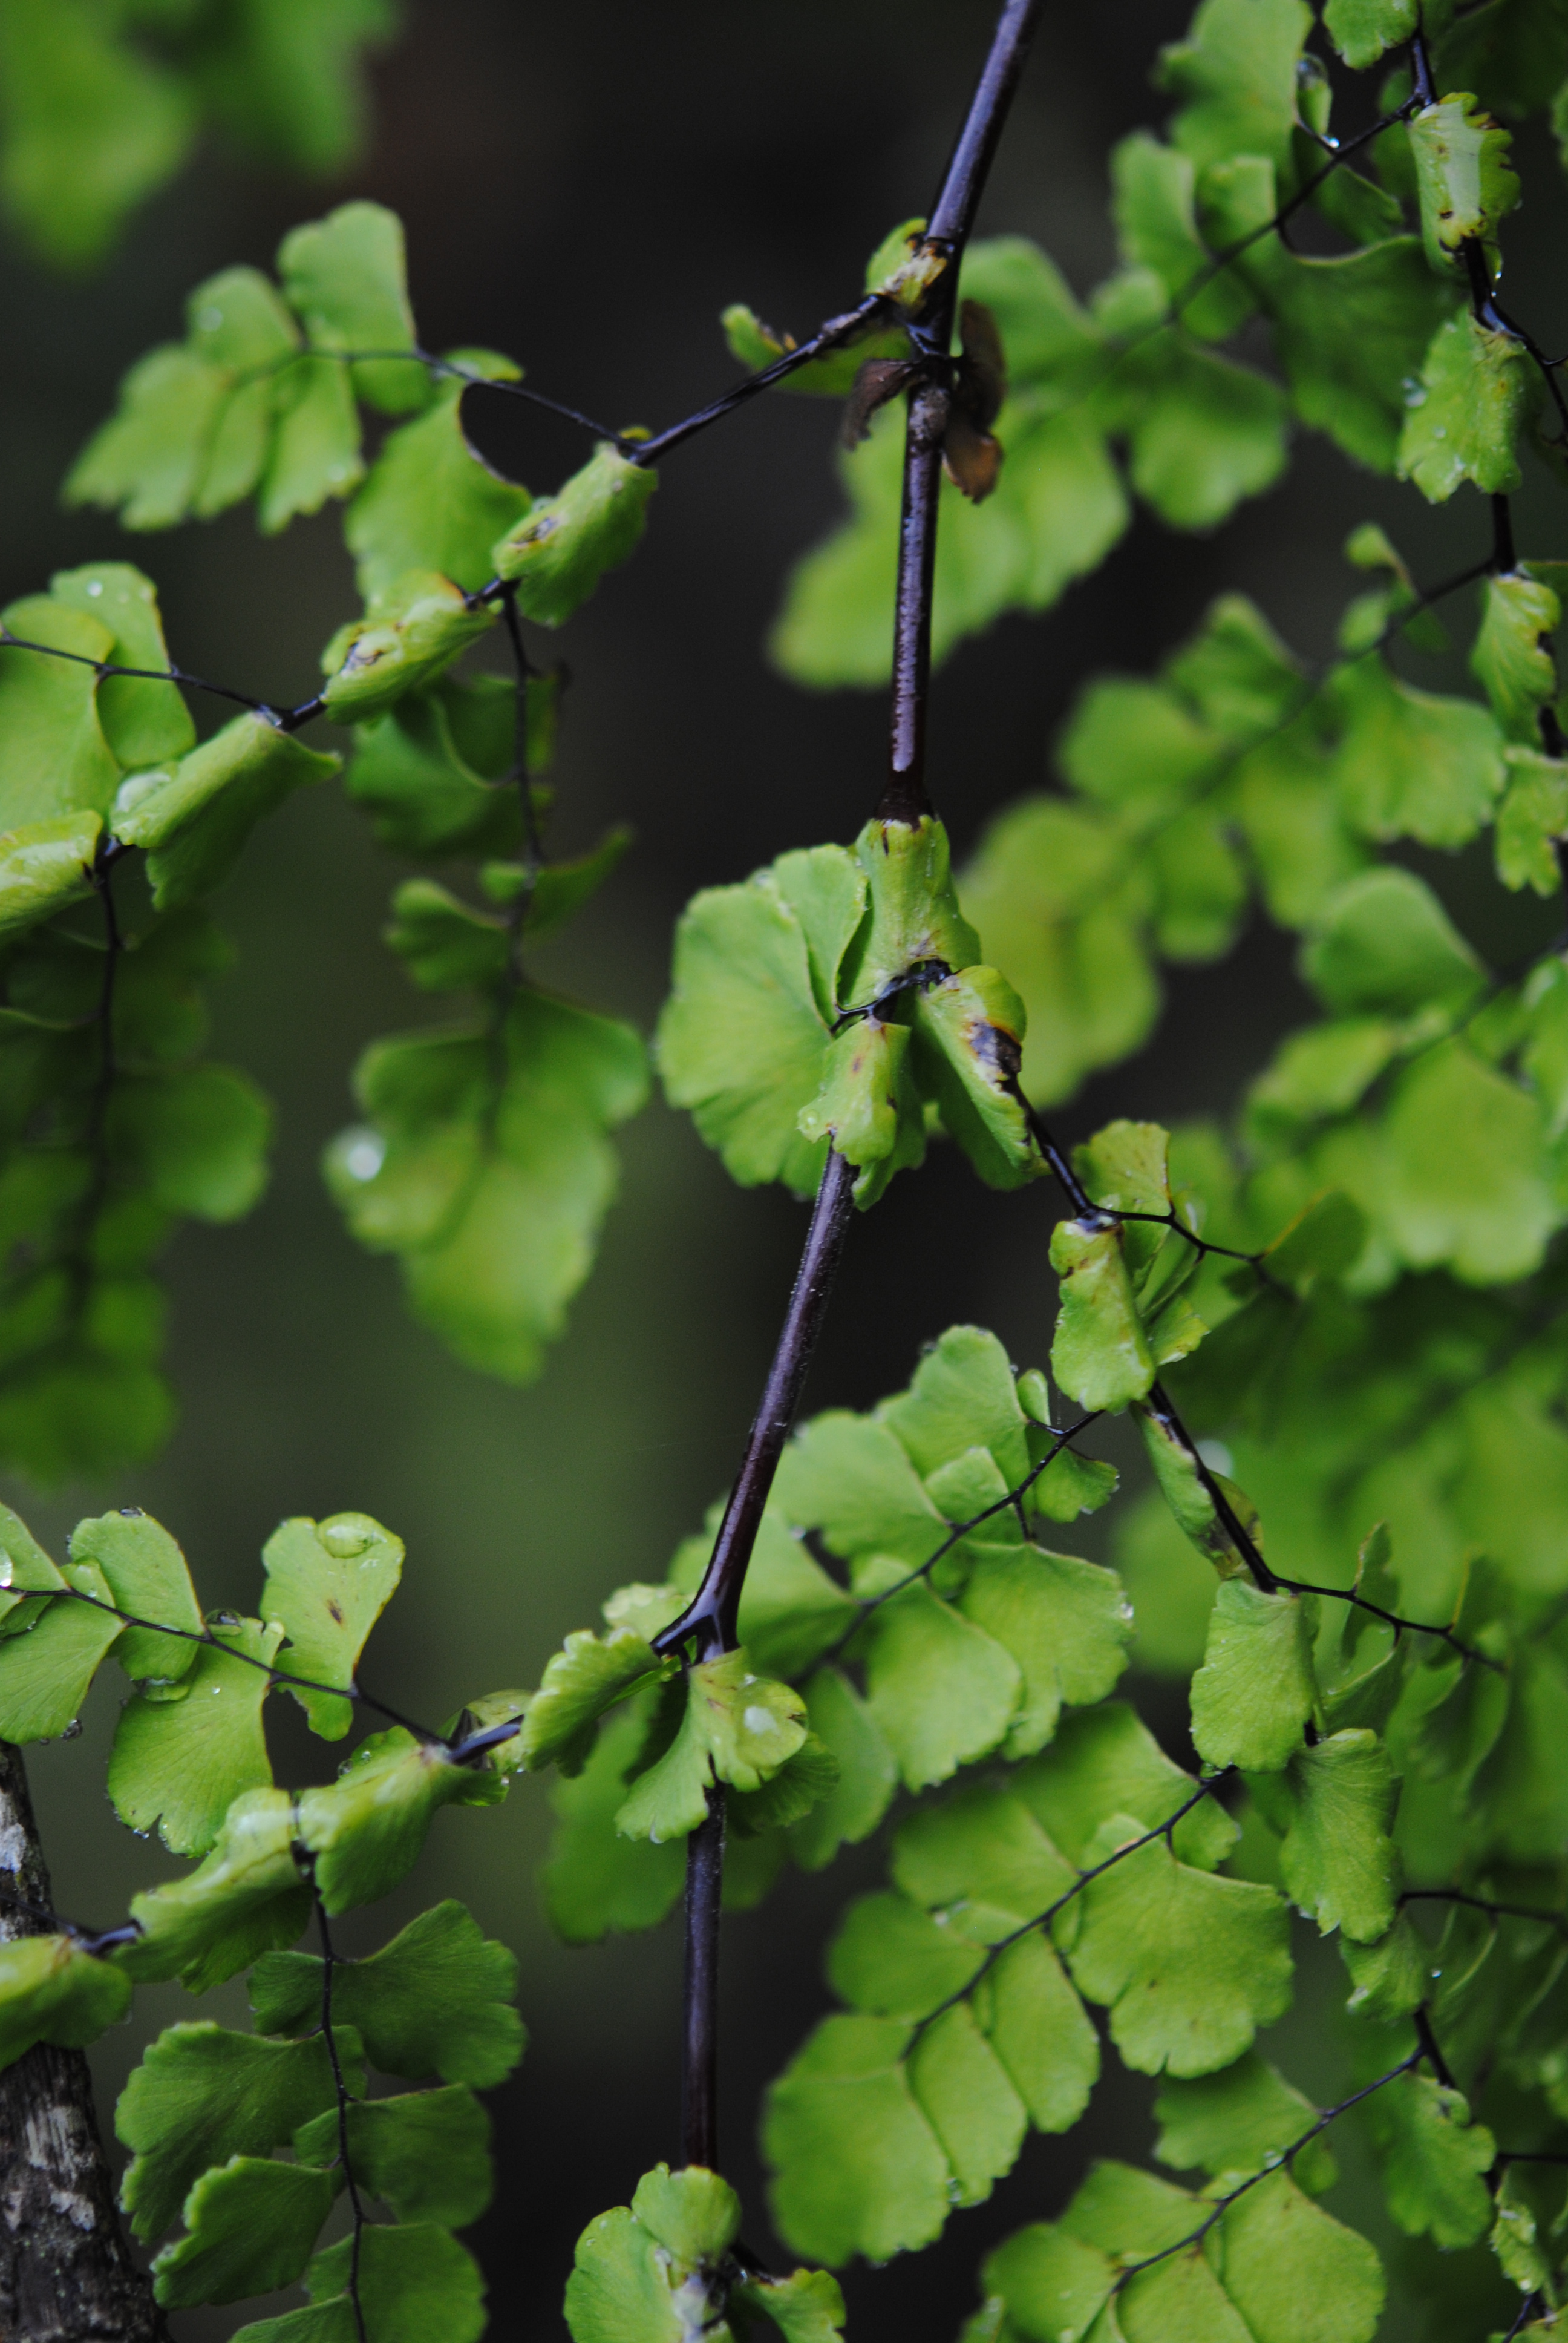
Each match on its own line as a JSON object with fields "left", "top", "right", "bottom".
{"left": 0, "top": 1742, "right": 167, "bottom": 2342}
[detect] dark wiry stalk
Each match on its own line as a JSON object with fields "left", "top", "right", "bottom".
{"left": 313, "top": 1889, "right": 368, "bottom": 2343}
{"left": 654, "top": 0, "right": 1047, "bottom": 2175}
{"left": 682, "top": 1789, "right": 725, "bottom": 2170}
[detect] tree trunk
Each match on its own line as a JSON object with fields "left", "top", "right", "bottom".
{"left": 0, "top": 1742, "right": 168, "bottom": 2341}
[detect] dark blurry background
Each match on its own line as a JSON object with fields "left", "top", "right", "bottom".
{"left": 1, "top": 3, "right": 1564, "bottom": 2333}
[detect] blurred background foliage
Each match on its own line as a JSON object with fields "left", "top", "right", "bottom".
{"left": 1, "top": 0, "right": 1563, "bottom": 2333}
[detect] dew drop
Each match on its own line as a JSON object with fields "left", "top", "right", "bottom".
{"left": 86, "top": 579, "right": 103, "bottom": 596}
{"left": 321, "top": 1522, "right": 371, "bottom": 1559}
{"left": 60, "top": 1719, "right": 83, "bottom": 1740}
{"left": 339, "top": 1130, "right": 385, "bottom": 1182}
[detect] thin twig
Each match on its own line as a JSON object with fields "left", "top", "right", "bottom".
{"left": 1113, "top": 2047, "right": 1425, "bottom": 2286}
{"left": 48, "top": 1585, "right": 445, "bottom": 1743}
{"left": 312, "top": 1885, "right": 368, "bottom": 2343}
{"left": 907, "top": 1774, "right": 1229, "bottom": 2040}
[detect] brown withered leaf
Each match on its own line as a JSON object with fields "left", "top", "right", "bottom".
{"left": 941, "top": 411, "right": 1004, "bottom": 502}
{"left": 840, "top": 357, "right": 920, "bottom": 448}
{"left": 941, "top": 299, "right": 1007, "bottom": 502}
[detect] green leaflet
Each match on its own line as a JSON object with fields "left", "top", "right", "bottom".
{"left": 789, "top": 1666, "right": 898, "bottom": 1870}
{"left": 837, "top": 815, "right": 980, "bottom": 1006}
{"left": 1064, "top": 1823, "right": 1293, "bottom": 2075}
{"left": 1472, "top": 570, "right": 1560, "bottom": 742}
{"left": 1302, "top": 868, "right": 1486, "bottom": 1021}
{"left": 1014, "top": 1700, "right": 1239, "bottom": 1873}
{"left": 293, "top": 1728, "right": 505, "bottom": 1914}
{"left": 566, "top": 2162, "right": 841, "bottom": 2343}
{"left": 1406, "top": 93, "right": 1520, "bottom": 274}
{"left": 520, "top": 1623, "right": 665, "bottom": 1771}
{"left": 152, "top": 2158, "right": 337, "bottom": 2308}
{"left": 277, "top": 199, "right": 424, "bottom": 414}
{"left": 110, "top": 714, "right": 340, "bottom": 911}
{"left": 0, "top": 0, "right": 195, "bottom": 269}
{"left": 776, "top": 1410, "right": 947, "bottom": 1570}
{"left": 346, "top": 353, "right": 531, "bottom": 600}
{"left": 1363, "top": 2070, "right": 1497, "bottom": 2248}
{"left": 541, "top": 1694, "right": 687, "bottom": 1941}
{"left": 1323, "top": 0, "right": 1417, "bottom": 68}
{"left": 0, "top": 6, "right": 391, "bottom": 268}
{"left": 0, "top": 595, "right": 121, "bottom": 828}
{"left": 118, "top": 2024, "right": 354, "bottom": 2243}
{"left": 1154, "top": 2050, "right": 1337, "bottom": 2194}
{"left": 68, "top": 202, "right": 435, "bottom": 534}
{"left": 910, "top": 965, "right": 1040, "bottom": 1190}
{"left": 1324, "top": 657, "right": 1506, "bottom": 850}
{"left": 881, "top": 1323, "right": 1032, "bottom": 1487}
{"left": 49, "top": 562, "right": 194, "bottom": 768}
{"left": 326, "top": 991, "right": 648, "bottom": 1382}
{"left": 0, "top": 1556, "right": 125, "bottom": 1740}
{"left": 1497, "top": 747, "right": 1568, "bottom": 894}
{"left": 344, "top": 672, "right": 529, "bottom": 859}
{"left": 959, "top": 1547, "right": 1132, "bottom": 1757}
{"left": 657, "top": 852, "right": 856, "bottom": 1195}
{"left": 978, "top": 2160, "right": 1383, "bottom": 2343}
{"left": 67, "top": 1507, "right": 202, "bottom": 1683}
{"left": 1397, "top": 313, "right": 1530, "bottom": 500}
{"left": 235, "top": 2223, "right": 486, "bottom": 2343}
{"left": 250, "top": 1900, "right": 524, "bottom": 2087}
{"left": 1158, "top": 0, "right": 1308, "bottom": 174}
{"left": 661, "top": 826, "right": 1026, "bottom": 1199}
{"left": 0, "top": 813, "right": 101, "bottom": 944}
{"left": 1050, "top": 1219, "right": 1156, "bottom": 1412}
{"left": 861, "top": 1581, "right": 1022, "bottom": 1792}
{"left": 492, "top": 444, "right": 658, "bottom": 624}
{"left": 615, "top": 1650, "right": 808, "bottom": 1842}
{"left": 958, "top": 592, "right": 1340, "bottom": 1107}
{"left": 321, "top": 573, "right": 497, "bottom": 723}
{"left": 122, "top": 1788, "right": 313, "bottom": 1991}
{"left": 1189, "top": 1582, "right": 1316, "bottom": 1771}
{"left": 763, "top": 2014, "right": 952, "bottom": 2266}
{"left": 107, "top": 1616, "right": 283, "bottom": 1856}
{"left": 1112, "top": 133, "right": 1254, "bottom": 342}
{"left": 0, "top": 1933, "right": 131, "bottom": 2074}
{"left": 1273, "top": 1729, "right": 1400, "bottom": 1941}
{"left": 0, "top": 893, "right": 275, "bottom": 1486}
{"left": 294, "top": 2084, "right": 491, "bottom": 2226}
{"left": 259, "top": 1511, "right": 403, "bottom": 1739}
{"left": 1204, "top": 156, "right": 1456, "bottom": 473}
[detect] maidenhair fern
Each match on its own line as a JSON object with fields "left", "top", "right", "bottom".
{"left": 2, "top": 0, "right": 1568, "bottom": 2336}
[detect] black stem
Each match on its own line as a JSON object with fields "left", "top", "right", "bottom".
{"left": 1401, "top": 1887, "right": 1567, "bottom": 1934}
{"left": 880, "top": 376, "right": 950, "bottom": 823}
{"left": 878, "top": 0, "right": 1044, "bottom": 825}
{"left": 632, "top": 297, "right": 890, "bottom": 467}
{"left": 1414, "top": 2003, "right": 1458, "bottom": 2091}
{"left": 653, "top": 1147, "right": 858, "bottom": 1661}
{"left": 314, "top": 1889, "right": 367, "bottom": 2343}
{"left": 681, "top": 1788, "right": 725, "bottom": 2169}
{"left": 925, "top": 0, "right": 1045, "bottom": 252}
